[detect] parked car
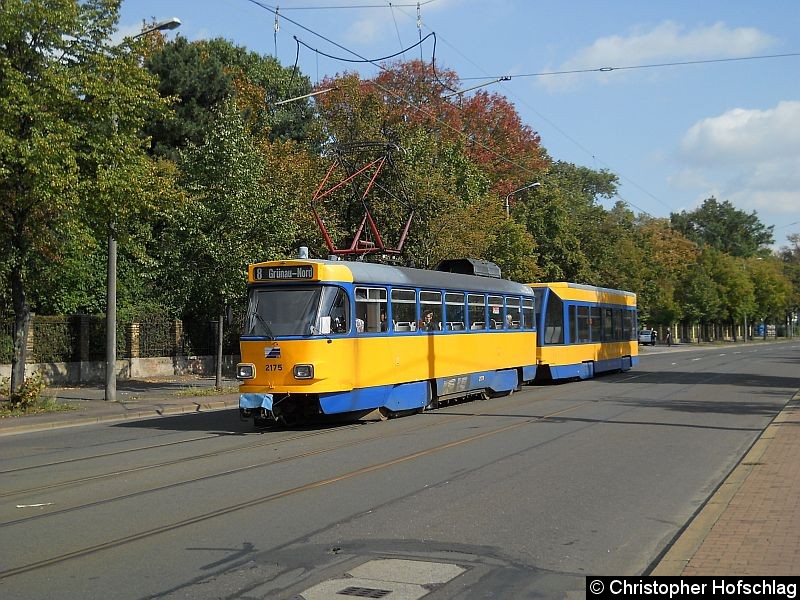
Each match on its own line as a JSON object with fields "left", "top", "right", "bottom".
{"left": 638, "top": 329, "right": 657, "bottom": 345}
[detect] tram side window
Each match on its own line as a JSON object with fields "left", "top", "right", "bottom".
{"left": 622, "top": 309, "right": 633, "bottom": 340}
{"left": 613, "top": 308, "right": 623, "bottom": 341}
{"left": 619, "top": 308, "right": 631, "bottom": 340}
{"left": 444, "top": 292, "right": 466, "bottom": 331}
{"left": 420, "top": 290, "right": 443, "bottom": 331}
{"left": 590, "top": 307, "right": 601, "bottom": 342}
{"left": 488, "top": 295, "right": 504, "bottom": 329}
{"left": 544, "top": 293, "right": 564, "bottom": 344}
{"left": 391, "top": 288, "right": 416, "bottom": 332}
{"left": 522, "top": 298, "right": 535, "bottom": 330}
{"left": 533, "top": 289, "right": 545, "bottom": 332}
{"left": 600, "top": 307, "right": 611, "bottom": 341}
{"left": 322, "top": 287, "right": 350, "bottom": 334}
{"left": 355, "top": 287, "right": 388, "bottom": 333}
{"left": 627, "top": 310, "right": 637, "bottom": 340}
{"left": 577, "top": 305, "right": 590, "bottom": 343}
{"left": 468, "top": 294, "right": 486, "bottom": 329}
{"left": 568, "top": 305, "right": 576, "bottom": 343}
{"left": 506, "top": 297, "right": 521, "bottom": 329}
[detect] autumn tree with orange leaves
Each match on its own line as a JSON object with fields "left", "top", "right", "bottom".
{"left": 311, "top": 60, "right": 544, "bottom": 280}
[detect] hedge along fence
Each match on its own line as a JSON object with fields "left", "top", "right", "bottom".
{"left": 0, "top": 315, "right": 241, "bottom": 364}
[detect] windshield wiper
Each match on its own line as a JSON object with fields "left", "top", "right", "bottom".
{"left": 251, "top": 311, "right": 275, "bottom": 340}
{"left": 248, "top": 297, "right": 275, "bottom": 340}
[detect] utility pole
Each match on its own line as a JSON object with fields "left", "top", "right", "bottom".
{"left": 105, "top": 18, "right": 181, "bottom": 401}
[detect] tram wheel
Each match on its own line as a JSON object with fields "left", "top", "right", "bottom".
{"left": 253, "top": 415, "right": 272, "bottom": 428}
{"left": 486, "top": 388, "right": 513, "bottom": 399}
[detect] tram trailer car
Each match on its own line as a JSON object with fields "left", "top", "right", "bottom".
{"left": 528, "top": 282, "right": 638, "bottom": 381}
{"left": 238, "top": 259, "right": 538, "bottom": 426}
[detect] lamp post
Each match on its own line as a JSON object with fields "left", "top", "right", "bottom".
{"left": 106, "top": 17, "right": 181, "bottom": 402}
{"left": 505, "top": 182, "right": 541, "bottom": 217}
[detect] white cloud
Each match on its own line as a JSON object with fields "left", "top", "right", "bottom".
{"left": 676, "top": 101, "right": 800, "bottom": 215}
{"left": 669, "top": 168, "right": 713, "bottom": 191}
{"left": 570, "top": 21, "right": 774, "bottom": 67}
{"left": 680, "top": 101, "right": 800, "bottom": 165}
{"left": 542, "top": 21, "right": 776, "bottom": 91}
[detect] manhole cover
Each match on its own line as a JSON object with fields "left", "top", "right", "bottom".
{"left": 338, "top": 586, "right": 393, "bottom": 598}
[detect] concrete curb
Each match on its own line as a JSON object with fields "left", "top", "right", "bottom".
{"left": 0, "top": 397, "right": 239, "bottom": 437}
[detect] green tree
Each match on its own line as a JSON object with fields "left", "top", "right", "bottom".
{"left": 0, "top": 0, "right": 171, "bottom": 391}
{"left": 778, "top": 233, "right": 800, "bottom": 333}
{"left": 484, "top": 215, "right": 541, "bottom": 283}
{"left": 702, "top": 249, "right": 755, "bottom": 341}
{"left": 144, "top": 37, "right": 314, "bottom": 159}
{"left": 634, "top": 216, "right": 698, "bottom": 326}
{"left": 748, "top": 256, "right": 793, "bottom": 338}
{"left": 675, "top": 256, "right": 721, "bottom": 342}
{"left": 166, "top": 100, "right": 296, "bottom": 386}
{"left": 584, "top": 201, "right": 645, "bottom": 291}
{"left": 670, "top": 197, "right": 774, "bottom": 257}
{"left": 516, "top": 185, "right": 585, "bottom": 281}
{"left": 514, "top": 162, "right": 619, "bottom": 283}
{"left": 398, "top": 133, "right": 495, "bottom": 267}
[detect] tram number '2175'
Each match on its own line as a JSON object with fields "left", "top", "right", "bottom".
{"left": 264, "top": 364, "right": 283, "bottom": 371}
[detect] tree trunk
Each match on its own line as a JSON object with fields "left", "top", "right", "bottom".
{"left": 215, "top": 312, "right": 224, "bottom": 389}
{"left": 10, "top": 265, "right": 31, "bottom": 393}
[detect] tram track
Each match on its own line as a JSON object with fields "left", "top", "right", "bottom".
{"left": 2, "top": 368, "right": 658, "bottom": 503}
{"left": 2, "top": 385, "right": 569, "bottom": 502}
{"left": 0, "top": 395, "right": 596, "bottom": 580}
{"left": 1, "top": 387, "right": 561, "bottom": 504}
{"left": 0, "top": 432, "right": 224, "bottom": 475}
{"left": 0, "top": 423, "right": 365, "bottom": 499}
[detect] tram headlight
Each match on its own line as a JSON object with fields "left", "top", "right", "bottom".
{"left": 236, "top": 363, "right": 255, "bottom": 380}
{"left": 293, "top": 364, "right": 314, "bottom": 380}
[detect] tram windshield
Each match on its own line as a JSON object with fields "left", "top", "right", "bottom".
{"left": 243, "top": 285, "right": 350, "bottom": 337}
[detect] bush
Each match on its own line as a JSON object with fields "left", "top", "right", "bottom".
{"left": 1, "top": 371, "right": 48, "bottom": 409}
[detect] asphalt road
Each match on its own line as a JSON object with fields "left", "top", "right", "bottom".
{"left": 1, "top": 341, "right": 797, "bottom": 599}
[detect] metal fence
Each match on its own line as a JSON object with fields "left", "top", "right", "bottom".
{"left": 0, "top": 320, "right": 12, "bottom": 364}
{"left": 0, "top": 315, "right": 240, "bottom": 364}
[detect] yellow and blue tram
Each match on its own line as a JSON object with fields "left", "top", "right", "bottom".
{"left": 237, "top": 259, "right": 538, "bottom": 425}
{"left": 529, "top": 282, "right": 638, "bottom": 380}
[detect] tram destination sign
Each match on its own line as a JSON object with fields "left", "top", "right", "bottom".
{"left": 253, "top": 265, "right": 314, "bottom": 281}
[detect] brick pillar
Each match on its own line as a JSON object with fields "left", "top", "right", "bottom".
{"left": 173, "top": 319, "right": 184, "bottom": 356}
{"left": 25, "top": 313, "right": 35, "bottom": 363}
{"left": 127, "top": 323, "right": 140, "bottom": 359}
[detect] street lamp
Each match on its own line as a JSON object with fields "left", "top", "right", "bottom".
{"left": 137, "top": 17, "right": 182, "bottom": 37}
{"left": 505, "top": 181, "right": 541, "bottom": 217}
{"left": 106, "top": 17, "right": 181, "bottom": 402}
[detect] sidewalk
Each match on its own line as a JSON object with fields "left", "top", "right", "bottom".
{"left": 0, "top": 376, "right": 240, "bottom": 436}
{"left": 652, "top": 391, "right": 800, "bottom": 576}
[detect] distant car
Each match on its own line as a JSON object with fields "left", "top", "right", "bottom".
{"left": 638, "top": 330, "right": 657, "bottom": 346}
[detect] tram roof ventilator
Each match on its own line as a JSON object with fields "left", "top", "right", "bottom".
{"left": 435, "top": 258, "right": 502, "bottom": 279}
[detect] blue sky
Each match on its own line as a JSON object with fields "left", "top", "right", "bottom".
{"left": 120, "top": 0, "right": 800, "bottom": 249}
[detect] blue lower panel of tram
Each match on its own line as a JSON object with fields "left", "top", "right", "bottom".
{"left": 319, "top": 366, "right": 536, "bottom": 414}
{"left": 548, "top": 355, "right": 637, "bottom": 380}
